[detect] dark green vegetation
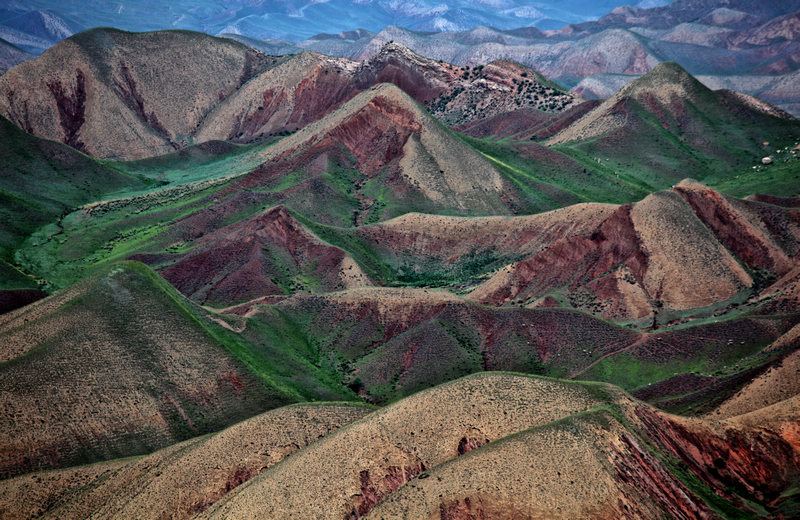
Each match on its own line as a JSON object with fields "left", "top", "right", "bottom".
{"left": 0, "top": 115, "right": 149, "bottom": 283}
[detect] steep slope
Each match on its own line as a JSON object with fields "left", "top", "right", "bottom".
{"left": 199, "top": 373, "right": 800, "bottom": 519}
{"left": 709, "top": 345, "right": 800, "bottom": 422}
{"left": 155, "top": 206, "right": 373, "bottom": 307}
{"left": 352, "top": 44, "right": 578, "bottom": 126}
{"left": 0, "top": 37, "right": 33, "bottom": 74}
{"left": 0, "top": 262, "right": 354, "bottom": 479}
{"left": 0, "top": 403, "right": 372, "bottom": 520}
{"left": 194, "top": 51, "right": 360, "bottom": 144}
{"left": 192, "top": 82, "right": 518, "bottom": 222}
{"left": 547, "top": 62, "right": 800, "bottom": 190}
{"left": 0, "top": 114, "right": 146, "bottom": 281}
{"left": 279, "top": 0, "right": 800, "bottom": 116}
{"left": 0, "top": 28, "right": 276, "bottom": 160}
{"left": 468, "top": 181, "right": 800, "bottom": 323}
{"left": 0, "top": 31, "right": 578, "bottom": 160}
{"left": 0, "top": 9, "right": 82, "bottom": 49}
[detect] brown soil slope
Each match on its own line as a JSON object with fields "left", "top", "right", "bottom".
{"left": 156, "top": 206, "right": 373, "bottom": 307}
{"left": 199, "top": 374, "right": 624, "bottom": 519}
{"left": 0, "top": 403, "right": 372, "bottom": 520}
{"left": 0, "top": 28, "right": 276, "bottom": 159}
{"left": 367, "top": 411, "right": 703, "bottom": 520}
{"left": 204, "top": 83, "right": 515, "bottom": 219}
{"left": 468, "top": 180, "right": 800, "bottom": 322}
{"left": 355, "top": 203, "right": 617, "bottom": 276}
{"left": 708, "top": 318, "right": 800, "bottom": 421}
{"left": 0, "top": 262, "right": 292, "bottom": 479}
{"left": 200, "top": 373, "right": 800, "bottom": 519}
{"left": 0, "top": 32, "right": 577, "bottom": 160}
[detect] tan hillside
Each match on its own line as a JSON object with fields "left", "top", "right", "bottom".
{"left": 0, "top": 403, "right": 371, "bottom": 520}
{"left": 0, "top": 406, "right": 378, "bottom": 516}
{"left": 674, "top": 179, "right": 799, "bottom": 278}
{"left": 729, "top": 394, "right": 800, "bottom": 453}
{"left": 198, "top": 373, "right": 624, "bottom": 519}
{"left": 366, "top": 411, "right": 701, "bottom": 520}
{"left": 631, "top": 189, "right": 751, "bottom": 311}
{"left": 0, "top": 32, "right": 578, "bottom": 161}
{"left": 708, "top": 328, "right": 800, "bottom": 420}
{"left": 0, "top": 28, "right": 276, "bottom": 159}
{"left": 199, "top": 42, "right": 579, "bottom": 141}
{"left": 466, "top": 181, "right": 800, "bottom": 322}
{"left": 0, "top": 262, "right": 293, "bottom": 479}
{"left": 2, "top": 374, "right": 797, "bottom": 518}
{"left": 197, "top": 372, "right": 800, "bottom": 519}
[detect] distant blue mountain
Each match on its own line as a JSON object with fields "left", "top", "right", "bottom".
{"left": 0, "top": 1, "right": 672, "bottom": 42}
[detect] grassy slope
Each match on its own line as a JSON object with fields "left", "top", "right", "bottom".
{"left": 0, "top": 115, "right": 149, "bottom": 287}
{"left": 0, "top": 261, "right": 357, "bottom": 478}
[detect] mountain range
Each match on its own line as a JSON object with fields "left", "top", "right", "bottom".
{"left": 0, "top": 1, "right": 669, "bottom": 44}
{"left": 3, "top": 1, "right": 800, "bottom": 115}
{"left": 0, "top": 19, "right": 799, "bottom": 520}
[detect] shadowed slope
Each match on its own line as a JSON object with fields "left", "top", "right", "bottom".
{"left": 270, "top": 287, "right": 640, "bottom": 402}
{"left": 0, "top": 114, "right": 146, "bottom": 266}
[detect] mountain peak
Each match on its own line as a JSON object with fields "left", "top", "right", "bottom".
{"left": 615, "top": 61, "right": 709, "bottom": 104}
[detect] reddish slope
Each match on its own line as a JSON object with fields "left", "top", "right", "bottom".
{"left": 270, "top": 288, "right": 640, "bottom": 402}
{"left": 469, "top": 181, "right": 800, "bottom": 323}
{"left": 195, "top": 52, "right": 360, "bottom": 144}
{"left": 155, "top": 206, "right": 372, "bottom": 307}
{"left": 0, "top": 29, "right": 276, "bottom": 159}
{"left": 206, "top": 83, "right": 515, "bottom": 222}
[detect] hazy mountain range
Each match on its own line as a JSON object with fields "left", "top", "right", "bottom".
{"left": 2, "top": 0, "right": 799, "bottom": 116}
{"left": 0, "top": 0, "right": 671, "bottom": 44}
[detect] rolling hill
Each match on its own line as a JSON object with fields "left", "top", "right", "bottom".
{"left": 0, "top": 403, "right": 373, "bottom": 520}
{"left": 194, "top": 373, "right": 800, "bottom": 519}
{"left": 0, "top": 16, "right": 799, "bottom": 519}
{"left": 0, "top": 261, "right": 357, "bottom": 479}
{"left": 0, "top": 30, "right": 578, "bottom": 161}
